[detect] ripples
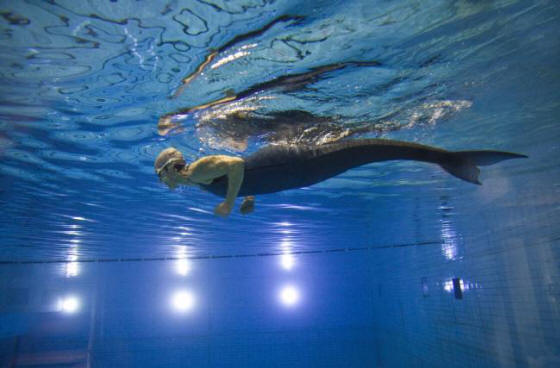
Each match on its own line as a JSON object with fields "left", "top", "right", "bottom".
{"left": 105, "top": 124, "right": 152, "bottom": 142}
{"left": 12, "top": 65, "right": 93, "bottom": 81}
{"left": 0, "top": 0, "right": 553, "bottom": 261}
{"left": 51, "top": 130, "right": 103, "bottom": 144}
{"left": 4, "top": 148, "right": 45, "bottom": 165}
{"left": 113, "top": 106, "right": 149, "bottom": 117}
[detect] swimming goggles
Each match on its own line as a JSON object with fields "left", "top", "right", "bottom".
{"left": 156, "top": 158, "right": 187, "bottom": 179}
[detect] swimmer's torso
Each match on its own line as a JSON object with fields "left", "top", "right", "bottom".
{"left": 198, "top": 139, "right": 449, "bottom": 197}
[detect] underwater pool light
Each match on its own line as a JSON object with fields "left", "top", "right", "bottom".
{"left": 443, "top": 278, "right": 466, "bottom": 299}
{"left": 58, "top": 296, "right": 80, "bottom": 314}
{"left": 171, "top": 290, "right": 196, "bottom": 312}
{"left": 279, "top": 285, "right": 300, "bottom": 307}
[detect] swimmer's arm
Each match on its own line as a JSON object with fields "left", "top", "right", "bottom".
{"left": 185, "top": 155, "right": 245, "bottom": 215}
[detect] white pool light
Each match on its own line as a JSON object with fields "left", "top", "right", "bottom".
{"left": 58, "top": 296, "right": 80, "bottom": 314}
{"left": 443, "top": 280, "right": 453, "bottom": 293}
{"left": 279, "top": 285, "right": 300, "bottom": 307}
{"left": 171, "top": 290, "right": 196, "bottom": 312}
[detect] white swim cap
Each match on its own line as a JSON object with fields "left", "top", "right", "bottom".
{"left": 154, "top": 147, "right": 185, "bottom": 176}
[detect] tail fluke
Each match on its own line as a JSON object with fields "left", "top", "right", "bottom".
{"left": 440, "top": 150, "right": 527, "bottom": 185}
{"left": 455, "top": 150, "right": 528, "bottom": 166}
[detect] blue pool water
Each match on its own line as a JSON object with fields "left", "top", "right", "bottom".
{"left": 0, "top": 0, "right": 559, "bottom": 366}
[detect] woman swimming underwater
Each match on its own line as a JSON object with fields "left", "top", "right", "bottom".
{"left": 154, "top": 139, "right": 526, "bottom": 217}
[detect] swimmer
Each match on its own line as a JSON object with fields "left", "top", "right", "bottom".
{"left": 155, "top": 139, "right": 526, "bottom": 217}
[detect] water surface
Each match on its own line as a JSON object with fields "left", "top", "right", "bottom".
{"left": 0, "top": 1, "right": 559, "bottom": 367}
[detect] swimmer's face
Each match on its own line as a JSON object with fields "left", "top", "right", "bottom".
{"left": 158, "top": 161, "right": 186, "bottom": 190}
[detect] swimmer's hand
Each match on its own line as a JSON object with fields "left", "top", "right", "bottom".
{"left": 240, "top": 196, "right": 255, "bottom": 215}
{"left": 214, "top": 201, "right": 233, "bottom": 217}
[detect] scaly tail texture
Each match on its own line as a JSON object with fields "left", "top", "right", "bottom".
{"left": 440, "top": 150, "right": 528, "bottom": 185}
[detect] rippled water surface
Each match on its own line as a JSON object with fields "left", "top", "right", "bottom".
{"left": 1, "top": 0, "right": 558, "bottom": 261}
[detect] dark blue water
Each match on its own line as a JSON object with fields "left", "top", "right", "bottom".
{"left": 1, "top": 0, "right": 559, "bottom": 366}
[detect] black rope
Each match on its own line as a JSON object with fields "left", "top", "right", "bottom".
{"left": 0, "top": 240, "right": 441, "bottom": 265}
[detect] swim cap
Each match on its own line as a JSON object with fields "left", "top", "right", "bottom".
{"left": 154, "top": 147, "right": 185, "bottom": 176}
